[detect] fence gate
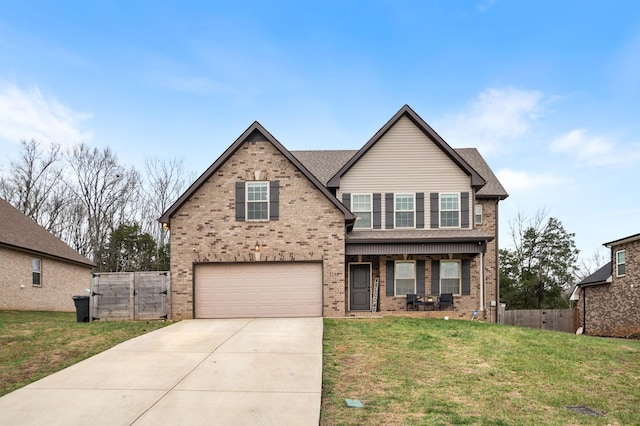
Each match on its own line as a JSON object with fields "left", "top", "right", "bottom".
{"left": 92, "top": 271, "right": 170, "bottom": 321}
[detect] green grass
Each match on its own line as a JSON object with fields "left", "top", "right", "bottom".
{"left": 0, "top": 310, "right": 173, "bottom": 397}
{"left": 321, "top": 317, "right": 640, "bottom": 425}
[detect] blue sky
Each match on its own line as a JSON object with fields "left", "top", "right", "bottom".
{"left": 1, "top": 1, "right": 639, "bottom": 266}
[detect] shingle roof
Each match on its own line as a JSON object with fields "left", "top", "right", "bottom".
{"left": 0, "top": 197, "right": 94, "bottom": 267}
{"left": 346, "top": 228, "right": 494, "bottom": 243}
{"left": 456, "top": 148, "right": 508, "bottom": 199}
{"left": 577, "top": 262, "right": 612, "bottom": 286}
{"left": 291, "top": 150, "right": 357, "bottom": 186}
{"left": 604, "top": 232, "right": 640, "bottom": 247}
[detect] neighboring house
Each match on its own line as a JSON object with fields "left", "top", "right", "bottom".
{"left": 160, "top": 105, "right": 508, "bottom": 320}
{"left": 0, "top": 197, "right": 94, "bottom": 312}
{"left": 576, "top": 232, "right": 640, "bottom": 338}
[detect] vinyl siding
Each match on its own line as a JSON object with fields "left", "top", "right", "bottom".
{"left": 338, "top": 116, "right": 473, "bottom": 229}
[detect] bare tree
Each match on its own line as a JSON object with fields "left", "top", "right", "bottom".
{"left": 0, "top": 139, "right": 69, "bottom": 232}
{"left": 139, "top": 157, "right": 187, "bottom": 245}
{"left": 66, "top": 144, "right": 140, "bottom": 266}
{"left": 576, "top": 249, "right": 608, "bottom": 282}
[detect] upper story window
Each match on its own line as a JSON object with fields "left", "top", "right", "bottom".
{"left": 395, "top": 261, "right": 416, "bottom": 296}
{"left": 352, "top": 194, "right": 372, "bottom": 229}
{"left": 247, "top": 181, "right": 269, "bottom": 220}
{"left": 475, "top": 204, "right": 483, "bottom": 225}
{"left": 236, "top": 180, "right": 279, "bottom": 222}
{"left": 440, "top": 260, "right": 460, "bottom": 294}
{"left": 32, "top": 258, "right": 41, "bottom": 287}
{"left": 440, "top": 193, "right": 460, "bottom": 228}
{"left": 616, "top": 250, "right": 626, "bottom": 277}
{"left": 395, "top": 194, "right": 415, "bottom": 228}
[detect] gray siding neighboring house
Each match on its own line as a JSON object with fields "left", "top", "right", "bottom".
{"left": 576, "top": 233, "right": 640, "bottom": 338}
{"left": 0, "top": 197, "right": 94, "bottom": 312}
{"left": 160, "top": 105, "right": 508, "bottom": 321}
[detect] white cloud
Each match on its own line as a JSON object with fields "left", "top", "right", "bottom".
{"left": 495, "top": 168, "right": 564, "bottom": 192}
{"left": 550, "top": 128, "right": 640, "bottom": 166}
{"left": 436, "top": 87, "right": 548, "bottom": 155}
{"left": 0, "top": 83, "right": 92, "bottom": 145}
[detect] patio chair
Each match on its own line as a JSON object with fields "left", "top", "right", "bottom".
{"left": 406, "top": 294, "right": 427, "bottom": 311}
{"left": 438, "top": 293, "right": 454, "bottom": 310}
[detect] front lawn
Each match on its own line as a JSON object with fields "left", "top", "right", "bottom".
{"left": 0, "top": 310, "right": 172, "bottom": 397}
{"left": 321, "top": 317, "right": 640, "bottom": 425}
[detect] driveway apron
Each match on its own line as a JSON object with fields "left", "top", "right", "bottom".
{"left": 0, "top": 317, "right": 323, "bottom": 426}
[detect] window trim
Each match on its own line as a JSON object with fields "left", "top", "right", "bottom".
{"left": 32, "top": 258, "right": 42, "bottom": 287}
{"left": 616, "top": 250, "right": 626, "bottom": 277}
{"left": 439, "top": 193, "right": 461, "bottom": 228}
{"left": 246, "top": 181, "right": 269, "bottom": 221}
{"left": 394, "top": 193, "right": 416, "bottom": 229}
{"left": 475, "top": 204, "right": 483, "bottom": 225}
{"left": 351, "top": 193, "right": 373, "bottom": 229}
{"left": 440, "top": 260, "right": 461, "bottom": 295}
{"left": 394, "top": 260, "right": 416, "bottom": 296}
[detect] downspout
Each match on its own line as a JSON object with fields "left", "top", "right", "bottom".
{"left": 583, "top": 287, "right": 587, "bottom": 333}
{"left": 494, "top": 199, "right": 500, "bottom": 323}
{"left": 480, "top": 251, "right": 486, "bottom": 319}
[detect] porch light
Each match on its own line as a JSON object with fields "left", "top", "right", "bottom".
{"left": 162, "top": 222, "right": 170, "bottom": 230}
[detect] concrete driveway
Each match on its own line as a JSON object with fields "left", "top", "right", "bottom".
{"left": 0, "top": 317, "right": 323, "bottom": 426}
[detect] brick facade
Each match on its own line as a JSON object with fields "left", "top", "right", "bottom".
{"left": 164, "top": 110, "right": 506, "bottom": 321}
{"left": 0, "top": 246, "right": 92, "bottom": 312}
{"left": 345, "top": 254, "right": 492, "bottom": 319}
{"left": 341, "top": 197, "right": 501, "bottom": 322}
{"left": 578, "top": 238, "right": 640, "bottom": 338}
{"left": 477, "top": 199, "right": 500, "bottom": 321}
{"left": 168, "top": 138, "right": 347, "bottom": 319}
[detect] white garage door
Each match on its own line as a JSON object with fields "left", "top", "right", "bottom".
{"left": 194, "top": 262, "right": 323, "bottom": 318}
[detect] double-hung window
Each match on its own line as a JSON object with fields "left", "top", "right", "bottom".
{"left": 395, "top": 194, "right": 415, "bottom": 228}
{"left": 440, "top": 260, "right": 460, "bottom": 294}
{"left": 352, "top": 194, "right": 372, "bottom": 229}
{"left": 475, "top": 204, "right": 483, "bottom": 225}
{"left": 247, "top": 182, "right": 269, "bottom": 220}
{"left": 616, "top": 250, "right": 626, "bottom": 277}
{"left": 440, "top": 193, "right": 460, "bottom": 228}
{"left": 32, "top": 258, "right": 41, "bottom": 287}
{"left": 395, "top": 261, "right": 416, "bottom": 296}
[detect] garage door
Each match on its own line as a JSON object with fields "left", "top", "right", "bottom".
{"left": 194, "top": 262, "right": 323, "bottom": 318}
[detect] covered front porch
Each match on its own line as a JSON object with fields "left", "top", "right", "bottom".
{"left": 344, "top": 230, "right": 494, "bottom": 319}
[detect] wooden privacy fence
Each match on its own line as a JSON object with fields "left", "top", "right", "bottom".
{"left": 91, "top": 271, "right": 170, "bottom": 321}
{"left": 500, "top": 308, "right": 578, "bottom": 333}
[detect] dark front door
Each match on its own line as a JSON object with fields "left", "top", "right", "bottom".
{"left": 350, "top": 264, "right": 371, "bottom": 311}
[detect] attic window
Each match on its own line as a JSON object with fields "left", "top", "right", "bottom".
{"left": 32, "top": 258, "right": 41, "bottom": 287}
{"left": 247, "top": 181, "right": 269, "bottom": 220}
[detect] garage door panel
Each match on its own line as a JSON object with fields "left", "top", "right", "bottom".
{"left": 195, "top": 263, "right": 322, "bottom": 318}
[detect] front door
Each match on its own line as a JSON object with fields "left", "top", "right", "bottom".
{"left": 349, "top": 264, "right": 371, "bottom": 311}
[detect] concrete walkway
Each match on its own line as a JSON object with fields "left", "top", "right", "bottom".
{"left": 0, "top": 318, "right": 323, "bottom": 426}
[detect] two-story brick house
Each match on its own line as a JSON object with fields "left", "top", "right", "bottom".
{"left": 576, "top": 232, "right": 640, "bottom": 337}
{"left": 160, "top": 105, "right": 508, "bottom": 321}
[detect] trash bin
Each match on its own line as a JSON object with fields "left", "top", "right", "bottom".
{"left": 72, "top": 295, "right": 90, "bottom": 322}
